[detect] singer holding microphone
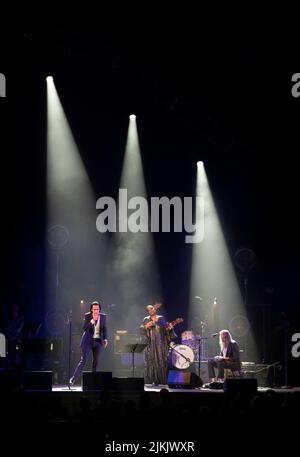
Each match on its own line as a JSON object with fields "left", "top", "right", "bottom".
{"left": 69, "top": 301, "right": 108, "bottom": 386}
{"left": 208, "top": 329, "right": 241, "bottom": 382}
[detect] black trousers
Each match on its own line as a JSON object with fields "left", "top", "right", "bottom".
{"left": 208, "top": 358, "right": 227, "bottom": 379}
{"left": 72, "top": 339, "right": 102, "bottom": 381}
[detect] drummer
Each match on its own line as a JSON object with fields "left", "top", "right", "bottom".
{"left": 181, "top": 330, "right": 196, "bottom": 348}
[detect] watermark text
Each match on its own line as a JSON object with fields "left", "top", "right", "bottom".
{"left": 96, "top": 189, "right": 204, "bottom": 244}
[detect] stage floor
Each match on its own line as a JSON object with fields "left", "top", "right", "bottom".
{"left": 52, "top": 384, "right": 300, "bottom": 393}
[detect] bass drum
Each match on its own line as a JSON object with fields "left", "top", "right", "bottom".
{"left": 171, "top": 344, "right": 194, "bottom": 370}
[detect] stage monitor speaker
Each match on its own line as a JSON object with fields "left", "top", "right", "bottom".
{"left": 22, "top": 371, "right": 52, "bottom": 391}
{"left": 82, "top": 371, "right": 112, "bottom": 391}
{"left": 0, "top": 369, "right": 21, "bottom": 390}
{"left": 223, "top": 378, "right": 257, "bottom": 395}
{"left": 112, "top": 377, "right": 144, "bottom": 391}
{"left": 167, "top": 370, "right": 202, "bottom": 389}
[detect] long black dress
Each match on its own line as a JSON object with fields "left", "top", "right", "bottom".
{"left": 141, "top": 315, "right": 175, "bottom": 385}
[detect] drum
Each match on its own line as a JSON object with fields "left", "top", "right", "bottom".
{"left": 171, "top": 344, "right": 194, "bottom": 369}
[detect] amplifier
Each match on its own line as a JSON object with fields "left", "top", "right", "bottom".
{"left": 255, "top": 364, "right": 282, "bottom": 387}
{"left": 242, "top": 362, "right": 256, "bottom": 379}
{"left": 114, "top": 331, "right": 141, "bottom": 354}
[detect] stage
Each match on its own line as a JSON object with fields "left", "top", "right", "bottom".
{"left": 1, "top": 20, "right": 300, "bottom": 452}
{"left": 52, "top": 383, "right": 300, "bottom": 394}
{"left": 6, "top": 381, "right": 297, "bottom": 419}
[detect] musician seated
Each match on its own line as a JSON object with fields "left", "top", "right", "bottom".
{"left": 208, "top": 329, "right": 241, "bottom": 382}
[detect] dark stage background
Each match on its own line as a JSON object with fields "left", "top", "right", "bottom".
{"left": 0, "top": 17, "right": 299, "bottom": 384}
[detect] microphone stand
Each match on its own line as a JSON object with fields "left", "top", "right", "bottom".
{"left": 281, "top": 313, "right": 289, "bottom": 388}
{"left": 68, "top": 310, "right": 72, "bottom": 390}
{"left": 195, "top": 333, "right": 218, "bottom": 382}
{"left": 195, "top": 336, "right": 208, "bottom": 380}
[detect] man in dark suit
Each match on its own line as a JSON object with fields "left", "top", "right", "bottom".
{"left": 69, "top": 301, "right": 108, "bottom": 385}
{"left": 208, "top": 329, "right": 241, "bottom": 381}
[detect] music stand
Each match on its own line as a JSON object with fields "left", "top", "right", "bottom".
{"left": 124, "top": 343, "right": 146, "bottom": 377}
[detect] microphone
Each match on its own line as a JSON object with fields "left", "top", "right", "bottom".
{"left": 68, "top": 309, "right": 72, "bottom": 322}
{"left": 195, "top": 296, "right": 203, "bottom": 301}
{"left": 211, "top": 332, "right": 219, "bottom": 337}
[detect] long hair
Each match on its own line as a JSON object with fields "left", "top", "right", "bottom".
{"left": 90, "top": 301, "right": 101, "bottom": 311}
{"left": 219, "top": 329, "right": 234, "bottom": 352}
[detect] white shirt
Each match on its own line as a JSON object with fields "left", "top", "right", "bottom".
{"left": 92, "top": 317, "right": 100, "bottom": 339}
